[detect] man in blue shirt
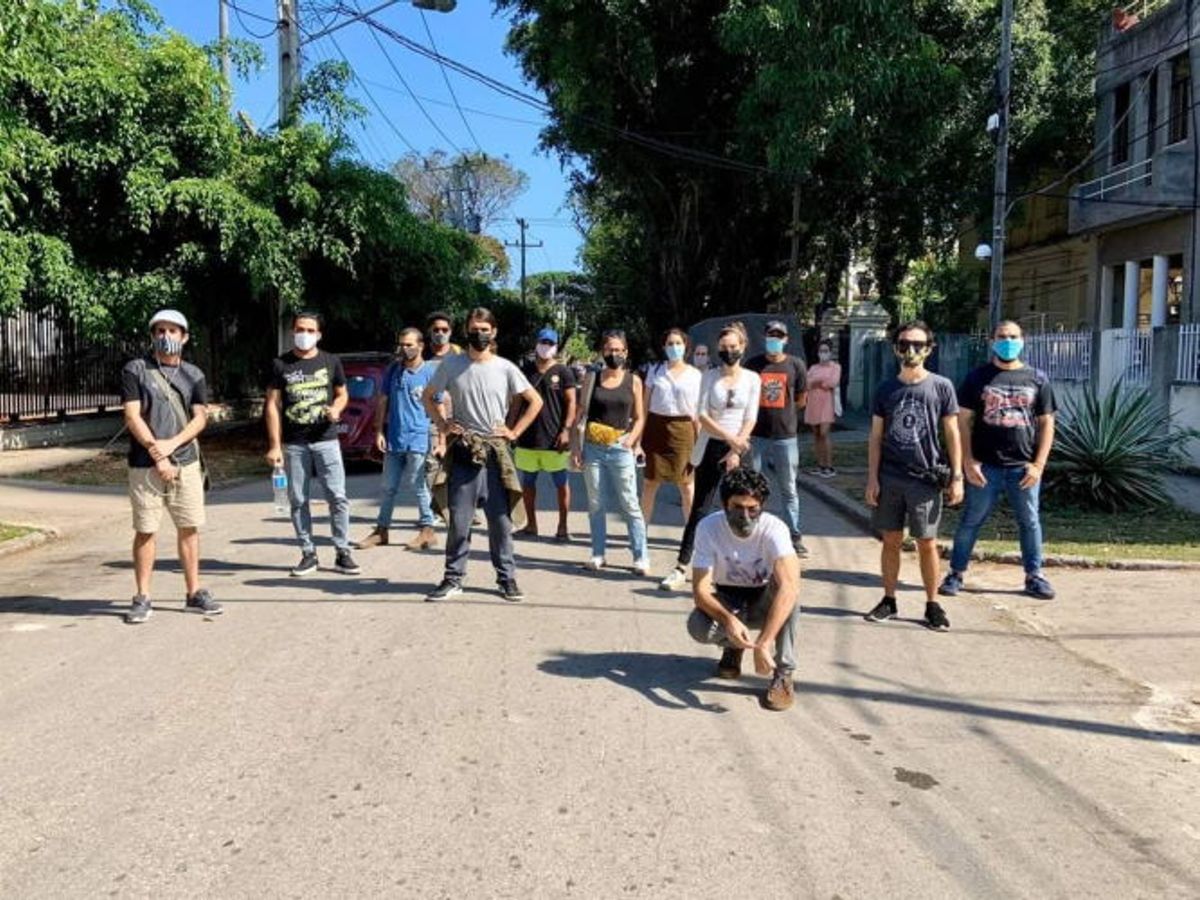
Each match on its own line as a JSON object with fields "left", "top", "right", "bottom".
{"left": 356, "top": 328, "right": 440, "bottom": 551}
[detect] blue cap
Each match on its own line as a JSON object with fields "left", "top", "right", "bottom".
{"left": 537, "top": 327, "right": 559, "bottom": 344}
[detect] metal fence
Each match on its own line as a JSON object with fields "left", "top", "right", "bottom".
{"left": 1025, "top": 331, "right": 1092, "bottom": 382}
{"left": 1178, "top": 323, "right": 1200, "bottom": 384}
{"left": 1110, "top": 328, "right": 1153, "bottom": 385}
{"left": 0, "top": 306, "right": 136, "bottom": 422}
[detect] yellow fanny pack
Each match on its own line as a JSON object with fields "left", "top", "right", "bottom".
{"left": 585, "top": 421, "right": 624, "bottom": 446}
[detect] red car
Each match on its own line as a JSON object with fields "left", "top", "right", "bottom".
{"left": 337, "top": 352, "right": 393, "bottom": 463}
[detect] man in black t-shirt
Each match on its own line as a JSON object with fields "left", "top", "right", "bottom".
{"left": 265, "top": 311, "right": 360, "bottom": 578}
{"left": 746, "top": 320, "right": 808, "bottom": 556}
{"left": 513, "top": 327, "right": 578, "bottom": 540}
{"left": 941, "top": 320, "right": 1057, "bottom": 600}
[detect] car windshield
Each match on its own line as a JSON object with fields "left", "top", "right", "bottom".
{"left": 346, "top": 375, "right": 376, "bottom": 400}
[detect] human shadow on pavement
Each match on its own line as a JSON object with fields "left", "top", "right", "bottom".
{"left": 799, "top": 568, "right": 878, "bottom": 588}
{"left": 241, "top": 577, "right": 429, "bottom": 597}
{"left": 538, "top": 651, "right": 758, "bottom": 712}
{"left": 0, "top": 595, "right": 175, "bottom": 618}
{"left": 102, "top": 558, "right": 294, "bottom": 574}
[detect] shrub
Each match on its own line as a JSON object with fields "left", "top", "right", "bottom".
{"left": 1048, "top": 383, "right": 1199, "bottom": 512}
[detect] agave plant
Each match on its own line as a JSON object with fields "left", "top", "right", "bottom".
{"left": 1048, "top": 383, "right": 1199, "bottom": 512}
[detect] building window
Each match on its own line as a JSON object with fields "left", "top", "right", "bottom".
{"left": 1169, "top": 54, "right": 1190, "bottom": 144}
{"left": 1147, "top": 67, "right": 1159, "bottom": 156}
{"left": 1113, "top": 81, "right": 1131, "bottom": 165}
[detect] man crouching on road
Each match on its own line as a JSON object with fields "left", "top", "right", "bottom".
{"left": 121, "top": 309, "right": 221, "bottom": 624}
{"left": 686, "top": 466, "right": 802, "bottom": 711}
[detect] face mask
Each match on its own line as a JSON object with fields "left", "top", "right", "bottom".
{"left": 294, "top": 332, "right": 318, "bottom": 352}
{"left": 430, "top": 331, "right": 450, "bottom": 347}
{"left": 894, "top": 344, "right": 929, "bottom": 368}
{"left": 153, "top": 335, "right": 183, "bottom": 356}
{"left": 764, "top": 337, "right": 786, "bottom": 355}
{"left": 718, "top": 348, "right": 742, "bottom": 366}
{"left": 693, "top": 354, "right": 709, "bottom": 367}
{"left": 536, "top": 343, "right": 557, "bottom": 360}
{"left": 400, "top": 346, "right": 420, "bottom": 361}
{"left": 467, "top": 330, "right": 492, "bottom": 351}
{"left": 603, "top": 353, "right": 627, "bottom": 369}
{"left": 725, "top": 507, "right": 761, "bottom": 538}
{"left": 664, "top": 344, "right": 685, "bottom": 362}
{"left": 992, "top": 337, "right": 1024, "bottom": 362}
{"left": 818, "top": 350, "right": 832, "bottom": 362}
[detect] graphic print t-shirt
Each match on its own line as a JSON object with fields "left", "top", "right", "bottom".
{"left": 872, "top": 373, "right": 959, "bottom": 479}
{"left": 271, "top": 350, "right": 346, "bottom": 444}
{"left": 745, "top": 354, "right": 807, "bottom": 438}
{"left": 518, "top": 360, "right": 577, "bottom": 450}
{"left": 692, "top": 510, "right": 795, "bottom": 588}
{"left": 959, "top": 364, "right": 1056, "bottom": 468}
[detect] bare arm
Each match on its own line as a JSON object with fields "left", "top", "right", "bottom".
{"left": 264, "top": 387, "right": 284, "bottom": 466}
{"left": 1021, "top": 413, "right": 1055, "bottom": 489}
{"left": 374, "top": 393, "right": 389, "bottom": 453}
{"left": 959, "top": 409, "right": 985, "bottom": 486}
{"left": 692, "top": 568, "right": 754, "bottom": 649}
{"left": 755, "top": 555, "right": 801, "bottom": 673}
{"left": 506, "top": 387, "right": 544, "bottom": 441}
{"left": 625, "top": 375, "right": 646, "bottom": 446}
{"left": 328, "top": 383, "right": 348, "bottom": 420}
{"left": 865, "top": 414, "right": 884, "bottom": 506}
{"left": 559, "top": 385, "right": 578, "bottom": 450}
{"left": 943, "top": 414, "right": 964, "bottom": 505}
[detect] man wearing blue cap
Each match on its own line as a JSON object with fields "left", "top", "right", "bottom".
{"left": 513, "top": 326, "right": 578, "bottom": 541}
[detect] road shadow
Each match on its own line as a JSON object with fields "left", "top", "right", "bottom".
{"left": 799, "top": 567, "right": 878, "bottom": 588}
{"left": 538, "top": 650, "right": 758, "bottom": 712}
{"left": 102, "top": 558, "right": 293, "bottom": 574}
{"left": 241, "top": 577, "right": 430, "bottom": 597}
{"left": 0, "top": 595, "right": 179, "bottom": 618}
{"left": 801, "top": 605, "right": 865, "bottom": 619}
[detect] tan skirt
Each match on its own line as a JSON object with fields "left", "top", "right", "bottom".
{"left": 642, "top": 413, "right": 695, "bottom": 483}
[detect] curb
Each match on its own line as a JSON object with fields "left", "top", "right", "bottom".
{"left": 0, "top": 524, "right": 61, "bottom": 559}
{"left": 798, "top": 479, "right": 1200, "bottom": 572}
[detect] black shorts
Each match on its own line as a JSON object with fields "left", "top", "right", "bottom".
{"left": 872, "top": 474, "right": 942, "bottom": 539}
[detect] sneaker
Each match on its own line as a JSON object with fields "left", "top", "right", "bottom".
{"left": 716, "top": 648, "right": 744, "bottom": 679}
{"left": 819, "top": 467, "right": 837, "bottom": 479}
{"left": 355, "top": 527, "right": 388, "bottom": 550}
{"left": 1024, "top": 573, "right": 1056, "bottom": 600}
{"left": 764, "top": 669, "right": 795, "bottom": 711}
{"left": 290, "top": 552, "right": 319, "bottom": 577}
{"left": 863, "top": 596, "right": 898, "bottom": 622}
{"left": 584, "top": 556, "right": 605, "bottom": 571}
{"left": 806, "top": 466, "right": 824, "bottom": 476}
{"left": 425, "top": 578, "right": 463, "bottom": 602}
{"left": 498, "top": 579, "right": 525, "bottom": 602}
{"left": 792, "top": 538, "right": 810, "bottom": 559}
{"left": 938, "top": 571, "right": 964, "bottom": 597}
{"left": 632, "top": 558, "right": 651, "bottom": 577}
{"left": 125, "top": 595, "right": 152, "bottom": 625}
{"left": 185, "top": 588, "right": 223, "bottom": 616}
{"left": 923, "top": 600, "right": 951, "bottom": 631}
{"left": 659, "top": 566, "right": 687, "bottom": 592}
{"left": 334, "top": 550, "right": 361, "bottom": 575}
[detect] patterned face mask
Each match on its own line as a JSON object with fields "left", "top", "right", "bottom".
{"left": 153, "top": 335, "right": 183, "bottom": 356}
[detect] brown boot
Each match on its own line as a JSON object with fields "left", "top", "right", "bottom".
{"left": 764, "top": 669, "right": 795, "bottom": 711}
{"left": 404, "top": 525, "right": 437, "bottom": 551}
{"left": 716, "top": 648, "right": 743, "bottom": 680}
{"left": 355, "top": 527, "right": 388, "bottom": 549}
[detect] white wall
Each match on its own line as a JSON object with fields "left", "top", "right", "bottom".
{"left": 1169, "top": 384, "right": 1200, "bottom": 467}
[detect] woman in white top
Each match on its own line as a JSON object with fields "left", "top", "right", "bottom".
{"left": 659, "top": 322, "right": 761, "bottom": 591}
{"left": 640, "top": 327, "right": 703, "bottom": 524}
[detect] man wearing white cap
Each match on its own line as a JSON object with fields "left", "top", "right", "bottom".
{"left": 120, "top": 309, "right": 221, "bottom": 624}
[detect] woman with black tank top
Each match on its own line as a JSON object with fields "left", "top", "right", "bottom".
{"left": 570, "top": 330, "right": 650, "bottom": 575}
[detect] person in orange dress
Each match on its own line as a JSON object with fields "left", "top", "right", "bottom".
{"left": 803, "top": 340, "right": 842, "bottom": 478}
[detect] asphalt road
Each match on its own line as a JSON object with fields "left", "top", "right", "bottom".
{"left": 1, "top": 472, "right": 1197, "bottom": 898}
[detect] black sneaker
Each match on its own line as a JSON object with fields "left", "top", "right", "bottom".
{"left": 425, "top": 578, "right": 463, "bottom": 602}
{"left": 1024, "top": 573, "right": 1056, "bottom": 600}
{"left": 334, "top": 549, "right": 361, "bottom": 575}
{"left": 498, "top": 579, "right": 525, "bottom": 602}
{"left": 290, "top": 552, "right": 319, "bottom": 577}
{"left": 125, "top": 595, "right": 152, "bottom": 625}
{"left": 863, "top": 596, "right": 898, "bottom": 622}
{"left": 923, "top": 600, "right": 951, "bottom": 631}
{"left": 185, "top": 588, "right": 223, "bottom": 616}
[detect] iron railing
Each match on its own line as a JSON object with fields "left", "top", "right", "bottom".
{"left": 1025, "top": 331, "right": 1092, "bottom": 382}
{"left": 1111, "top": 328, "right": 1153, "bottom": 385}
{"left": 1178, "top": 323, "right": 1200, "bottom": 384}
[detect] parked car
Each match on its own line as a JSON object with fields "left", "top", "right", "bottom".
{"left": 336, "top": 352, "right": 393, "bottom": 464}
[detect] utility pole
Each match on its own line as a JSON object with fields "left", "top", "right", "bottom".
{"left": 277, "top": 0, "right": 300, "bottom": 127}
{"left": 505, "top": 218, "right": 543, "bottom": 305}
{"left": 987, "top": 0, "right": 1014, "bottom": 332}
{"left": 218, "top": 0, "right": 230, "bottom": 84}
{"left": 785, "top": 181, "right": 801, "bottom": 310}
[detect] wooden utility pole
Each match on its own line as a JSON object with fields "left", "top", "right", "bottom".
{"left": 786, "top": 181, "right": 801, "bottom": 309}
{"left": 988, "top": 0, "right": 1014, "bottom": 331}
{"left": 505, "top": 218, "right": 544, "bottom": 304}
{"left": 218, "top": 0, "right": 230, "bottom": 84}
{"left": 277, "top": 0, "right": 300, "bottom": 127}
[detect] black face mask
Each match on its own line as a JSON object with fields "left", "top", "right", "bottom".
{"left": 725, "top": 507, "right": 760, "bottom": 538}
{"left": 603, "top": 353, "right": 627, "bottom": 369}
{"left": 467, "top": 331, "right": 492, "bottom": 351}
{"left": 718, "top": 348, "right": 742, "bottom": 366}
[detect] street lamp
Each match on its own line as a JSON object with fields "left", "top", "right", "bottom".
{"left": 412, "top": 0, "right": 456, "bottom": 9}
{"left": 856, "top": 271, "right": 874, "bottom": 300}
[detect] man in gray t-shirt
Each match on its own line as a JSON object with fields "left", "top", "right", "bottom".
{"left": 421, "top": 308, "right": 542, "bottom": 602}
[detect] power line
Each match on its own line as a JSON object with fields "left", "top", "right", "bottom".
{"left": 321, "top": 31, "right": 421, "bottom": 154}
{"left": 357, "top": 77, "right": 548, "bottom": 125}
{"left": 418, "top": 9, "right": 484, "bottom": 151}
{"left": 227, "top": 0, "right": 277, "bottom": 38}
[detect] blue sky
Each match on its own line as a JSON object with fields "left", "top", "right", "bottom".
{"left": 150, "top": 1, "right": 582, "bottom": 282}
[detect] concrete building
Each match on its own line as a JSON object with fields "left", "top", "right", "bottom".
{"left": 1069, "top": 0, "right": 1200, "bottom": 328}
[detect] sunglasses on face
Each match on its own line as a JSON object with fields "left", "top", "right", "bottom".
{"left": 896, "top": 340, "right": 928, "bottom": 352}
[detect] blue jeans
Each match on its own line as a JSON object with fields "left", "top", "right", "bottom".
{"left": 284, "top": 439, "right": 350, "bottom": 554}
{"left": 949, "top": 463, "right": 1043, "bottom": 575}
{"left": 749, "top": 436, "right": 802, "bottom": 539}
{"left": 377, "top": 450, "right": 435, "bottom": 529}
{"left": 582, "top": 441, "right": 648, "bottom": 562}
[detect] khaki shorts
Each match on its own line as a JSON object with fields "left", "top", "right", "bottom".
{"left": 128, "top": 461, "right": 206, "bottom": 534}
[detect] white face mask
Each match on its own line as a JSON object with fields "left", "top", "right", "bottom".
{"left": 818, "top": 350, "right": 831, "bottom": 362}
{"left": 536, "top": 343, "right": 557, "bottom": 360}
{"left": 294, "top": 332, "right": 319, "bottom": 352}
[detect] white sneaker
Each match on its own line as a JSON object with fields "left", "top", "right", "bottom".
{"left": 585, "top": 557, "right": 605, "bottom": 570}
{"left": 633, "top": 558, "right": 651, "bottom": 577}
{"left": 658, "top": 566, "right": 686, "bottom": 591}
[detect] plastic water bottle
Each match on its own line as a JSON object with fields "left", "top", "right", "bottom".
{"left": 272, "top": 465, "right": 288, "bottom": 514}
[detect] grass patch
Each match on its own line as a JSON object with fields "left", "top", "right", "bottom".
{"left": 0, "top": 522, "right": 36, "bottom": 543}
{"left": 16, "top": 424, "right": 268, "bottom": 488}
{"left": 815, "top": 442, "right": 1200, "bottom": 563}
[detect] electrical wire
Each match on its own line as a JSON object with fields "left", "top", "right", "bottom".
{"left": 322, "top": 31, "right": 421, "bottom": 154}
{"left": 419, "top": 9, "right": 484, "bottom": 152}
{"left": 227, "top": 0, "right": 277, "bottom": 39}
{"left": 357, "top": 77, "right": 548, "bottom": 125}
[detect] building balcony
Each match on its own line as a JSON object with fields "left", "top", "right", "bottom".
{"left": 1069, "top": 142, "right": 1196, "bottom": 234}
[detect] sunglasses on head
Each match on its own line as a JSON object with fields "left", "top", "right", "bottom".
{"left": 896, "top": 340, "right": 929, "bottom": 352}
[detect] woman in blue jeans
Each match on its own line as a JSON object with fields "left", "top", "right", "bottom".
{"left": 571, "top": 331, "right": 650, "bottom": 575}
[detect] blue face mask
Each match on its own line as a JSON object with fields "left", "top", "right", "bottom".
{"left": 664, "top": 344, "right": 685, "bottom": 362}
{"left": 992, "top": 338, "right": 1023, "bottom": 362}
{"left": 764, "top": 337, "right": 786, "bottom": 355}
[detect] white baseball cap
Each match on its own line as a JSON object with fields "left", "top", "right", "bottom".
{"left": 149, "top": 309, "right": 189, "bottom": 332}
